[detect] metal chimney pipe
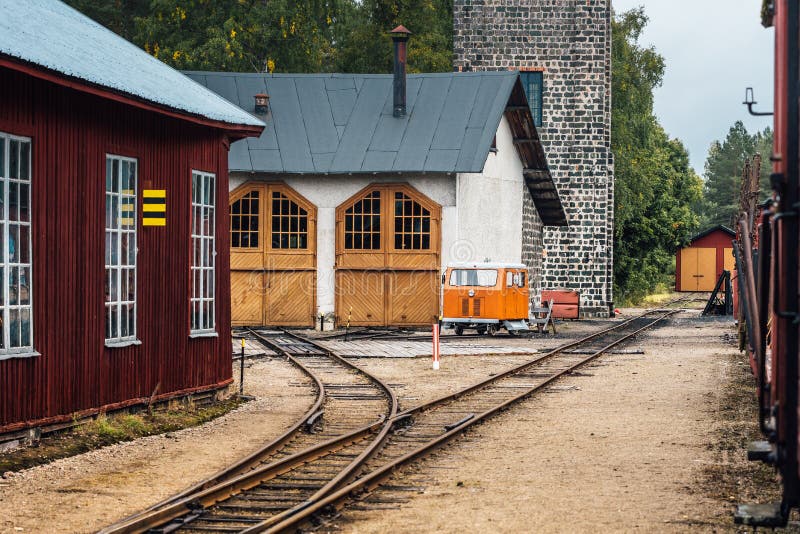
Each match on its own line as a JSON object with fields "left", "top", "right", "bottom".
{"left": 391, "top": 25, "right": 411, "bottom": 118}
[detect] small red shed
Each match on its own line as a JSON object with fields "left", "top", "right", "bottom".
{"left": 0, "top": 1, "right": 263, "bottom": 437}
{"left": 676, "top": 225, "right": 736, "bottom": 292}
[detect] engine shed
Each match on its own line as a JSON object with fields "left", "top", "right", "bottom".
{"left": 676, "top": 225, "right": 736, "bottom": 292}
{"left": 0, "top": 1, "right": 263, "bottom": 437}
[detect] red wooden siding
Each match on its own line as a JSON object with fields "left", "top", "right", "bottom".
{"left": 0, "top": 66, "right": 233, "bottom": 432}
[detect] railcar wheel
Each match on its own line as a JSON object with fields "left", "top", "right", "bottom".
{"left": 455, "top": 325, "right": 464, "bottom": 336}
{"left": 488, "top": 325, "right": 500, "bottom": 336}
{"left": 476, "top": 326, "right": 487, "bottom": 335}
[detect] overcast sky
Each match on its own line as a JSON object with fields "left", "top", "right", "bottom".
{"left": 611, "top": 0, "right": 774, "bottom": 175}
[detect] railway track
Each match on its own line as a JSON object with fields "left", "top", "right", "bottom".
{"left": 101, "top": 329, "right": 397, "bottom": 534}
{"left": 102, "top": 308, "right": 677, "bottom": 533}
{"left": 265, "top": 308, "right": 679, "bottom": 533}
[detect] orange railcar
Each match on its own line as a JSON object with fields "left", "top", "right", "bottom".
{"left": 441, "top": 262, "right": 530, "bottom": 335}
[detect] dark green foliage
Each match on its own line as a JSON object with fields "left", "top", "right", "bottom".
{"left": 64, "top": 0, "right": 150, "bottom": 41}
{"left": 64, "top": 0, "right": 452, "bottom": 74}
{"left": 702, "top": 122, "right": 773, "bottom": 228}
{"left": 612, "top": 9, "right": 704, "bottom": 304}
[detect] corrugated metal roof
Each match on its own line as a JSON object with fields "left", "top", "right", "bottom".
{"left": 184, "top": 71, "right": 517, "bottom": 174}
{"left": 186, "top": 70, "right": 567, "bottom": 226}
{"left": 0, "top": 0, "right": 264, "bottom": 129}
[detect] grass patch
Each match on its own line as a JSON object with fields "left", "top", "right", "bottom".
{"left": 0, "top": 396, "right": 244, "bottom": 473}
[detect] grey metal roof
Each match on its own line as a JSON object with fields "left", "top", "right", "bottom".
{"left": 0, "top": 0, "right": 264, "bottom": 130}
{"left": 184, "top": 71, "right": 517, "bottom": 174}
{"left": 186, "top": 70, "right": 567, "bottom": 226}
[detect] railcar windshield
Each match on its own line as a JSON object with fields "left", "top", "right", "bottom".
{"left": 449, "top": 269, "right": 498, "bottom": 287}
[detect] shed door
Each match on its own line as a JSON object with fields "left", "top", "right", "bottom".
{"left": 680, "top": 248, "right": 717, "bottom": 291}
{"left": 723, "top": 247, "right": 735, "bottom": 275}
{"left": 230, "top": 183, "right": 316, "bottom": 327}
{"left": 335, "top": 184, "right": 441, "bottom": 326}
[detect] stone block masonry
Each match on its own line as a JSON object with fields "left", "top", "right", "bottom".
{"left": 454, "top": 0, "right": 614, "bottom": 317}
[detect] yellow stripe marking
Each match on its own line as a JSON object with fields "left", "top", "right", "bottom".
{"left": 143, "top": 189, "right": 166, "bottom": 198}
{"left": 142, "top": 204, "right": 166, "bottom": 212}
{"left": 142, "top": 218, "right": 166, "bottom": 227}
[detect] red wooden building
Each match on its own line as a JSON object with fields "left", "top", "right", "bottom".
{"left": 0, "top": 1, "right": 263, "bottom": 437}
{"left": 675, "top": 225, "right": 736, "bottom": 292}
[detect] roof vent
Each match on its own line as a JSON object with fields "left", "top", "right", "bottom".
{"left": 390, "top": 25, "right": 411, "bottom": 118}
{"left": 254, "top": 93, "right": 270, "bottom": 115}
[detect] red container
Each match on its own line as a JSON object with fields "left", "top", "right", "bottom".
{"left": 541, "top": 290, "right": 580, "bottom": 319}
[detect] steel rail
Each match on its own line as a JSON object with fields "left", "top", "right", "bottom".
{"left": 100, "top": 329, "right": 398, "bottom": 534}
{"left": 261, "top": 309, "right": 679, "bottom": 533}
{"left": 101, "top": 331, "right": 328, "bottom": 531}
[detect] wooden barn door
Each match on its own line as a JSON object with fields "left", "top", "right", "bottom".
{"left": 680, "top": 247, "right": 717, "bottom": 291}
{"left": 723, "top": 247, "right": 735, "bottom": 275}
{"left": 335, "top": 184, "right": 441, "bottom": 327}
{"left": 230, "top": 183, "right": 316, "bottom": 326}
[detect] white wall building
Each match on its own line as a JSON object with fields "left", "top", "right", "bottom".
{"left": 189, "top": 69, "right": 566, "bottom": 328}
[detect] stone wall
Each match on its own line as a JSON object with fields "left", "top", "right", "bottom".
{"left": 522, "top": 185, "right": 544, "bottom": 308}
{"left": 454, "top": 0, "right": 614, "bottom": 317}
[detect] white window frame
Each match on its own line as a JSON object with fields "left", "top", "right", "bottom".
{"left": 105, "top": 154, "right": 139, "bottom": 347}
{"left": 0, "top": 133, "right": 36, "bottom": 359}
{"left": 190, "top": 170, "right": 216, "bottom": 336}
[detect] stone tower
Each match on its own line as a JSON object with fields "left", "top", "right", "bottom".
{"left": 454, "top": 0, "right": 614, "bottom": 317}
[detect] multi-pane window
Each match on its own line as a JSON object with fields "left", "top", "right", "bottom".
{"left": 520, "top": 71, "right": 544, "bottom": 127}
{"left": 231, "top": 191, "right": 259, "bottom": 248}
{"left": 105, "top": 155, "right": 137, "bottom": 344}
{"left": 191, "top": 171, "right": 216, "bottom": 333}
{"left": 394, "top": 192, "right": 431, "bottom": 250}
{"left": 344, "top": 190, "right": 381, "bottom": 250}
{"left": 0, "top": 134, "right": 33, "bottom": 355}
{"left": 271, "top": 191, "right": 308, "bottom": 249}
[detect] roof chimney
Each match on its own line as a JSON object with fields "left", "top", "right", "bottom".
{"left": 391, "top": 25, "right": 411, "bottom": 118}
{"left": 254, "top": 93, "right": 269, "bottom": 115}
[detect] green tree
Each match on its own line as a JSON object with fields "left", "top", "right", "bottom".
{"left": 333, "top": 0, "right": 453, "bottom": 73}
{"left": 703, "top": 121, "right": 773, "bottom": 227}
{"left": 612, "top": 8, "right": 704, "bottom": 303}
{"left": 64, "top": 0, "right": 150, "bottom": 41}
{"left": 65, "top": 0, "right": 451, "bottom": 74}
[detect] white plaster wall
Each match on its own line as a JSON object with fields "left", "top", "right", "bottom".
{"left": 229, "top": 173, "right": 456, "bottom": 315}
{"left": 455, "top": 116, "right": 524, "bottom": 265}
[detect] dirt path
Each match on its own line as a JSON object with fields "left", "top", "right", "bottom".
{"left": 0, "top": 356, "right": 314, "bottom": 533}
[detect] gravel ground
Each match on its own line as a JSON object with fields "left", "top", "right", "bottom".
{"left": 0, "top": 307, "right": 747, "bottom": 533}
{"left": 334, "top": 310, "right": 741, "bottom": 533}
{"left": 0, "top": 356, "right": 314, "bottom": 533}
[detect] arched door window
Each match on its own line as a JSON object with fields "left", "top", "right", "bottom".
{"left": 271, "top": 191, "right": 309, "bottom": 249}
{"left": 344, "top": 190, "right": 381, "bottom": 250}
{"left": 394, "top": 192, "right": 431, "bottom": 250}
{"left": 230, "top": 191, "right": 259, "bottom": 249}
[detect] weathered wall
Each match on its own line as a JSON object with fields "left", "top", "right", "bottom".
{"left": 454, "top": 0, "right": 614, "bottom": 317}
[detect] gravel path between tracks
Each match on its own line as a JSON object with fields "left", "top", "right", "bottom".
{"left": 0, "top": 356, "right": 315, "bottom": 533}
{"left": 336, "top": 310, "right": 740, "bottom": 533}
